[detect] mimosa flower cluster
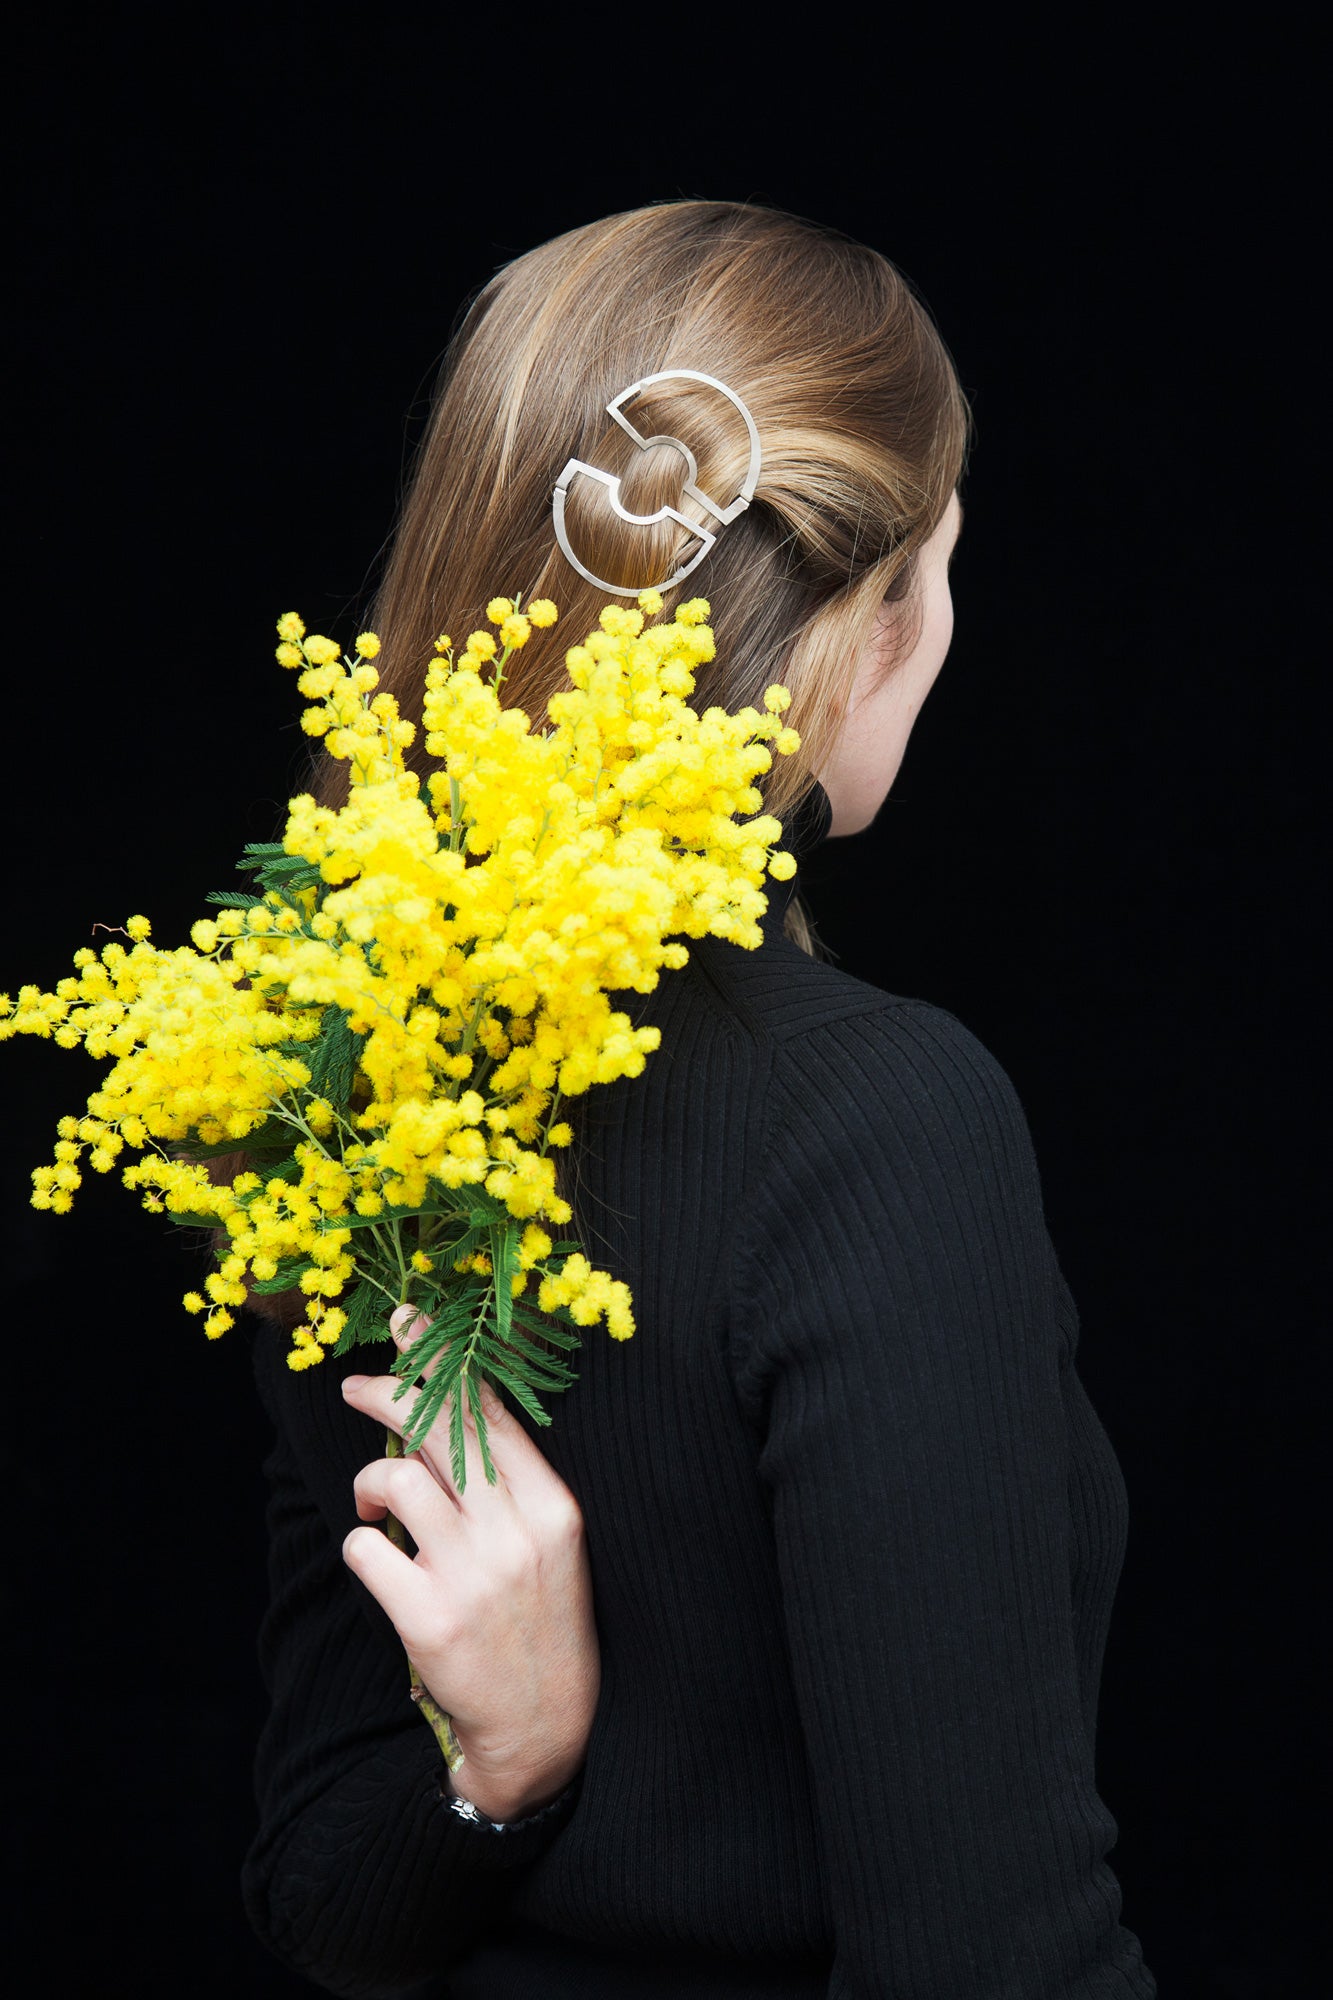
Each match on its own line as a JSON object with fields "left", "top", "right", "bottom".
{"left": 1, "top": 591, "right": 799, "bottom": 1484}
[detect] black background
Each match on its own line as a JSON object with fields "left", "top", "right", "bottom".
{"left": 6, "top": 13, "right": 1320, "bottom": 1997}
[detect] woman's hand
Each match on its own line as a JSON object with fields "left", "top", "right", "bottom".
{"left": 341, "top": 1305, "right": 600, "bottom": 1824}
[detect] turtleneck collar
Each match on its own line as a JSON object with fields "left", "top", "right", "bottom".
{"left": 758, "top": 778, "right": 833, "bottom": 940}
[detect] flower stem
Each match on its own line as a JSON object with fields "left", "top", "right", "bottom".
{"left": 383, "top": 1426, "right": 466, "bottom": 1773}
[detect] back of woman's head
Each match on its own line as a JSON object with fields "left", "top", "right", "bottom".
{"left": 340, "top": 199, "right": 969, "bottom": 831}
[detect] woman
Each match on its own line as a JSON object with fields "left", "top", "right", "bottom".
{"left": 241, "top": 201, "right": 1157, "bottom": 1996}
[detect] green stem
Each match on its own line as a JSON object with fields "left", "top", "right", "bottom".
{"left": 459, "top": 992, "right": 488, "bottom": 1057}
{"left": 538, "top": 1087, "right": 565, "bottom": 1157}
{"left": 390, "top": 1223, "right": 411, "bottom": 1301}
{"left": 383, "top": 1427, "right": 466, "bottom": 1774}
{"left": 356, "top": 1260, "right": 403, "bottom": 1310}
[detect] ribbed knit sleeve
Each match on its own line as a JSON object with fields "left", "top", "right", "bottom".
{"left": 725, "top": 999, "right": 1156, "bottom": 1999}
{"left": 240, "top": 1330, "right": 581, "bottom": 1997}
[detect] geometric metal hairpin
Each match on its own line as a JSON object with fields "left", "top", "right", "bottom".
{"left": 552, "top": 368, "right": 762, "bottom": 598}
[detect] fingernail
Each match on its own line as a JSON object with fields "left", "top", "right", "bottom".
{"left": 342, "top": 1374, "right": 367, "bottom": 1394}
{"left": 390, "top": 1305, "right": 416, "bottom": 1337}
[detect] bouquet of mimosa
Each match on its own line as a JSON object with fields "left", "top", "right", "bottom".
{"left": 2, "top": 590, "right": 800, "bottom": 1494}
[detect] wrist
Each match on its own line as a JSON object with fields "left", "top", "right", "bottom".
{"left": 447, "top": 1759, "right": 580, "bottom": 1826}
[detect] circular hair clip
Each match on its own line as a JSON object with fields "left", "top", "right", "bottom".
{"left": 551, "top": 368, "right": 762, "bottom": 598}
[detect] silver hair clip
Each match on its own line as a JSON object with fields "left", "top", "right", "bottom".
{"left": 552, "top": 369, "right": 762, "bottom": 598}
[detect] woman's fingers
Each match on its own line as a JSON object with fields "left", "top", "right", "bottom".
{"left": 341, "top": 1520, "right": 434, "bottom": 1629}
{"left": 342, "top": 1364, "right": 499, "bottom": 1500}
{"left": 340, "top": 1304, "right": 461, "bottom": 1468}
{"left": 449, "top": 1369, "right": 580, "bottom": 1519}
{"left": 392, "top": 1303, "right": 438, "bottom": 1378}
{"left": 353, "top": 1450, "right": 461, "bottom": 1549}
{"left": 344, "top": 1306, "right": 583, "bottom": 1523}
{"left": 342, "top": 1365, "right": 424, "bottom": 1445}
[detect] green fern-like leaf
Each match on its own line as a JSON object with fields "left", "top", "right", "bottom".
{"left": 332, "top": 1275, "right": 398, "bottom": 1354}
{"left": 306, "top": 1007, "right": 360, "bottom": 1106}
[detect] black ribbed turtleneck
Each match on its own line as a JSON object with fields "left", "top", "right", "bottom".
{"left": 241, "top": 772, "right": 1156, "bottom": 1997}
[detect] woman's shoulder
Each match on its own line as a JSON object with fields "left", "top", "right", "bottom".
{"left": 707, "top": 946, "right": 1065, "bottom": 1401}
{"left": 686, "top": 933, "right": 1045, "bottom": 1223}
{"left": 691, "top": 929, "right": 1014, "bottom": 1094}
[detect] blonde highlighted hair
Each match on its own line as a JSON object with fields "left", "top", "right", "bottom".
{"left": 325, "top": 200, "right": 970, "bottom": 953}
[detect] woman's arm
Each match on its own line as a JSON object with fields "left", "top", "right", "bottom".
{"left": 241, "top": 1326, "right": 584, "bottom": 1996}
{"left": 726, "top": 999, "right": 1156, "bottom": 1999}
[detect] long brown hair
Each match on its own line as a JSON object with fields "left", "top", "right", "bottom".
{"left": 319, "top": 200, "right": 969, "bottom": 951}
